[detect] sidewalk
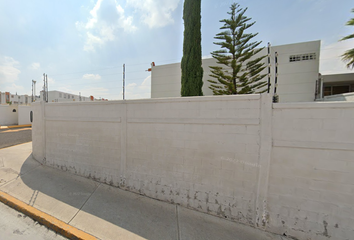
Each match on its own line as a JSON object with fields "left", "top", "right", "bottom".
{"left": 0, "top": 143, "right": 286, "bottom": 240}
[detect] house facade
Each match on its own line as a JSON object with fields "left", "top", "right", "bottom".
{"left": 39, "top": 90, "right": 94, "bottom": 102}
{"left": 151, "top": 40, "right": 321, "bottom": 103}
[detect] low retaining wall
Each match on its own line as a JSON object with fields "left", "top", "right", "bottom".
{"left": 32, "top": 94, "right": 354, "bottom": 240}
{"left": 0, "top": 104, "right": 18, "bottom": 125}
{"left": 18, "top": 105, "right": 32, "bottom": 125}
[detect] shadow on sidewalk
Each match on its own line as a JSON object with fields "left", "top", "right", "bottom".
{"left": 15, "top": 154, "right": 178, "bottom": 240}
{"left": 1, "top": 151, "right": 282, "bottom": 240}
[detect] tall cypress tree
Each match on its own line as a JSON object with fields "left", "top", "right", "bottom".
{"left": 181, "top": 0, "right": 203, "bottom": 96}
{"left": 208, "top": 3, "right": 267, "bottom": 95}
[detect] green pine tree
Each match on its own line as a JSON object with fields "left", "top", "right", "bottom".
{"left": 208, "top": 3, "right": 267, "bottom": 95}
{"left": 341, "top": 8, "right": 354, "bottom": 69}
{"left": 181, "top": 0, "right": 203, "bottom": 96}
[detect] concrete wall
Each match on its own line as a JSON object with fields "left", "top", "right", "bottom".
{"left": 18, "top": 105, "right": 32, "bottom": 125}
{"left": 268, "top": 102, "right": 354, "bottom": 240}
{"left": 151, "top": 40, "right": 320, "bottom": 103}
{"left": 32, "top": 95, "right": 266, "bottom": 227}
{"left": 0, "top": 104, "right": 18, "bottom": 125}
{"left": 32, "top": 95, "right": 354, "bottom": 240}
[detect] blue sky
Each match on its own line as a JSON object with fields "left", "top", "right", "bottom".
{"left": 0, "top": 0, "right": 353, "bottom": 99}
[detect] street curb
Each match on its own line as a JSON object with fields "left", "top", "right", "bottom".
{"left": 0, "top": 190, "right": 97, "bottom": 240}
{"left": 0, "top": 124, "right": 32, "bottom": 129}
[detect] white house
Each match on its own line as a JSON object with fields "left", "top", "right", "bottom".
{"left": 39, "top": 90, "right": 95, "bottom": 102}
{"left": 151, "top": 40, "right": 321, "bottom": 103}
{"left": 0, "top": 90, "right": 98, "bottom": 126}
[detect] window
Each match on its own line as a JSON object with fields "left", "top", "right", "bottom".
{"left": 289, "top": 53, "right": 316, "bottom": 62}
{"left": 333, "top": 85, "right": 350, "bottom": 95}
{"left": 64, "top": 94, "right": 66, "bottom": 98}
{"left": 68, "top": 94, "right": 70, "bottom": 98}
{"left": 59, "top": 93, "right": 62, "bottom": 98}
{"left": 324, "top": 85, "right": 351, "bottom": 96}
{"left": 324, "top": 86, "right": 332, "bottom": 96}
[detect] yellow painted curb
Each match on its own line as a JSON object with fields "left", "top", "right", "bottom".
{"left": 0, "top": 190, "right": 97, "bottom": 240}
{"left": 2, "top": 124, "right": 32, "bottom": 129}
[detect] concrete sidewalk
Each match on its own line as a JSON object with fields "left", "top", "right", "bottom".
{"left": 0, "top": 143, "right": 286, "bottom": 240}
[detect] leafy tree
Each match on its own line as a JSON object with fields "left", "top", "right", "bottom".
{"left": 341, "top": 9, "right": 354, "bottom": 69}
{"left": 208, "top": 3, "right": 267, "bottom": 95}
{"left": 181, "top": 0, "right": 203, "bottom": 96}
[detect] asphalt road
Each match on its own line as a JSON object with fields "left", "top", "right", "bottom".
{"left": 0, "top": 127, "right": 32, "bottom": 149}
{"left": 0, "top": 202, "right": 67, "bottom": 240}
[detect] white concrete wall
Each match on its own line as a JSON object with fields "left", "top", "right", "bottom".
{"left": 0, "top": 105, "right": 18, "bottom": 125}
{"left": 151, "top": 40, "right": 320, "bottom": 103}
{"left": 32, "top": 95, "right": 354, "bottom": 240}
{"left": 125, "top": 94, "right": 265, "bottom": 226}
{"left": 31, "top": 102, "right": 45, "bottom": 162}
{"left": 269, "top": 102, "right": 354, "bottom": 240}
{"left": 33, "top": 95, "right": 266, "bottom": 226}
{"left": 18, "top": 105, "right": 32, "bottom": 125}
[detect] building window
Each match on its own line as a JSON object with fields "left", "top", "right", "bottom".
{"left": 324, "top": 85, "right": 351, "bottom": 96}
{"left": 324, "top": 86, "right": 332, "bottom": 96}
{"left": 290, "top": 53, "right": 316, "bottom": 62}
{"left": 68, "top": 94, "right": 70, "bottom": 98}
{"left": 59, "top": 93, "right": 62, "bottom": 98}
{"left": 64, "top": 94, "right": 66, "bottom": 98}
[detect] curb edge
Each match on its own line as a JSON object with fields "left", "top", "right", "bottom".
{"left": 0, "top": 190, "right": 97, "bottom": 240}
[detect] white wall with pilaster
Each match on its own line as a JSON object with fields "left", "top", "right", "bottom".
{"left": 31, "top": 94, "right": 354, "bottom": 240}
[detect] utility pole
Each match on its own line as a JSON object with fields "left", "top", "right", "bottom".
{"left": 43, "top": 73, "right": 46, "bottom": 102}
{"left": 32, "top": 80, "right": 36, "bottom": 102}
{"left": 123, "top": 64, "right": 125, "bottom": 100}
{"left": 46, "top": 74, "right": 48, "bottom": 102}
{"left": 32, "top": 80, "right": 34, "bottom": 102}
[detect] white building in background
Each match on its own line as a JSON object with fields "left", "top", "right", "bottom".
{"left": 0, "top": 92, "right": 36, "bottom": 105}
{"left": 151, "top": 40, "right": 321, "bottom": 103}
{"left": 0, "top": 90, "right": 99, "bottom": 126}
{"left": 0, "top": 92, "right": 32, "bottom": 126}
{"left": 39, "top": 90, "right": 95, "bottom": 102}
